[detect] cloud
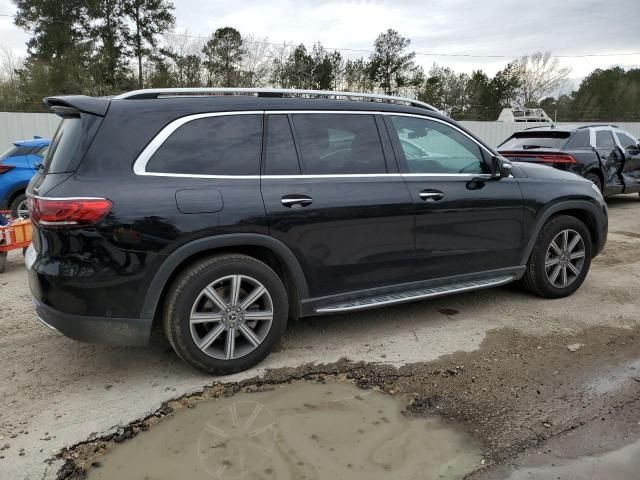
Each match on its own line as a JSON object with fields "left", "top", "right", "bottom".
{"left": 1, "top": 0, "right": 638, "bottom": 78}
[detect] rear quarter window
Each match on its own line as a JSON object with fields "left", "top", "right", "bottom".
{"left": 564, "top": 130, "right": 591, "bottom": 149}
{"left": 499, "top": 131, "right": 570, "bottom": 150}
{"left": 146, "top": 115, "right": 262, "bottom": 176}
{"left": 44, "top": 117, "right": 85, "bottom": 173}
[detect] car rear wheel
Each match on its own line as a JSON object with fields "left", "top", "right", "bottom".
{"left": 521, "top": 215, "right": 592, "bottom": 298}
{"left": 163, "top": 254, "right": 288, "bottom": 374}
{"left": 583, "top": 172, "right": 602, "bottom": 193}
{"left": 10, "top": 193, "right": 28, "bottom": 218}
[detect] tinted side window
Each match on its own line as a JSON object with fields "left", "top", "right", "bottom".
{"left": 615, "top": 131, "right": 638, "bottom": 149}
{"left": 390, "top": 116, "right": 485, "bottom": 174}
{"left": 265, "top": 115, "right": 300, "bottom": 175}
{"left": 291, "top": 114, "right": 386, "bottom": 174}
{"left": 564, "top": 130, "right": 590, "bottom": 149}
{"left": 595, "top": 130, "right": 615, "bottom": 150}
{"left": 147, "top": 115, "right": 262, "bottom": 175}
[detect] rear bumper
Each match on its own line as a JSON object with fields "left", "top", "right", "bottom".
{"left": 32, "top": 296, "right": 152, "bottom": 346}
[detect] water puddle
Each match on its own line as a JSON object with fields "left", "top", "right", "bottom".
{"left": 503, "top": 439, "right": 640, "bottom": 480}
{"left": 87, "top": 381, "right": 482, "bottom": 480}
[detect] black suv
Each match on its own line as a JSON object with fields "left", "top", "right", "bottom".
{"left": 26, "top": 88, "right": 608, "bottom": 374}
{"left": 498, "top": 125, "right": 640, "bottom": 197}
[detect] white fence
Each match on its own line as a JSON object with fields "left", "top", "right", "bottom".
{"left": 1, "top": 112, "right": 639, "bottom": 152}
{"left": 0, "top": 112, "right": 62, "bottom": 151}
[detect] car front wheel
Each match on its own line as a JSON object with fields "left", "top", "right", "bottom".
{"left": 163, "top": 254, "right": 288, "bottom": 374}
{"left": 522, "top": 215, "right": 592, "bottom": 298}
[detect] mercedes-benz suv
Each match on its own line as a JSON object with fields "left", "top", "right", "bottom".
{"left": 26, "top": 88, "right": 608, "bottom": 374}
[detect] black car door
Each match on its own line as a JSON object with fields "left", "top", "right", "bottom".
{"left": 594, "top": 129, "right": 624, "bottom": 195}
{"left": 260, "top": 113, "right": 415, "bottom": 298}
{"left": 614, "top": 130, "right": 640, "bottom": 193}
{"left": 384, "top": 114, "right": 524, "bottom": 282}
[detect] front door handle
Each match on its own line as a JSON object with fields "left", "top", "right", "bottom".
{"left": 419, "top": 189, "right": 445, "bottom": 201}
{"left": 281, "top": 194, "right": 313, "bottom": 208}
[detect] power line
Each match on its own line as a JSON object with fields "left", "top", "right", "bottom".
{"left": 2, "top": 12, "right": 640, "bottom": 60}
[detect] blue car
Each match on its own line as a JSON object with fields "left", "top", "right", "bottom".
{"left": 0, "top": 137, "right": 50, "bottom": 217}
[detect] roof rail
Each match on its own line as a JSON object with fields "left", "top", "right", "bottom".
{"left": 576, "top": 124, "right": 619, "bottom": 129}
{"left": 112, "top": 87, "right": 439, "bottom": 112}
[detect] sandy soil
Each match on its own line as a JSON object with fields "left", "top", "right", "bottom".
{"left": 0, "top": 194, "right": 639, "bottom": 479}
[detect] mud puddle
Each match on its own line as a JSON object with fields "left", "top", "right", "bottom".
{"left": 86, "top": 381, "right": 481, "bottom": 480}
{"left": 502, "top": 439, "right": 640, "bottom": 480}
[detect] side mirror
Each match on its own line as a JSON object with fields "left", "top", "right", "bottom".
{"left": 626, "top": 144, "right": 640, "bottom": 156}
{"left": 490, "top": 155, "right": 512, "bottom": 179}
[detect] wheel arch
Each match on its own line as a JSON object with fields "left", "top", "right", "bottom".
{"left": 5, "top": 184, "right": 28, "bottom": 210}
{"left": 520, "top": 200, "right": 605, "bottom": 265}
{"left": 141, "top": 234, "right": 309, "bottom": 323}
{"left": 583, "top": 166, "right": 604, "bottom": 189}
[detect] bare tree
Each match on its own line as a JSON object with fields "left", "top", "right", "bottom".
{"left": 0, "top": 46, "right": 23, "bottom": 110}
{"left": 160, "top": 30, "right": 205, "bottom": 87}
{"left": 515, "top": 52, "right": 571, "bottom": 107}
{"left": 239, "top": 35, "right": 272, "bottom": 87}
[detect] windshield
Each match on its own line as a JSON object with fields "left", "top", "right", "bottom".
{"left": 499, "top": 131, "right": 571, "bottom": 150}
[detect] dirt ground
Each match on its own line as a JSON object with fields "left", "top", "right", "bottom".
{"left": 1, "top": 194, "right": 639, "bottom": 480}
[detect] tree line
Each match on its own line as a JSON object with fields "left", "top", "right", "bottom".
{"left": 0, "top": 0, "right": 638, "bottom": 122}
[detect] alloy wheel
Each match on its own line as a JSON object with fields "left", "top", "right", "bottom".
{"left": 189, "top": 275, "right": 274, "bottom": 360}
{"left": 544, "top": 229, "right": 586, "bottom": 289}
{"left": 16, "top": 199, "right": 29, "bottom": 218}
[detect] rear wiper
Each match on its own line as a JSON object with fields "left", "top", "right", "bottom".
{"left": 522, "top": 144, "right": 542, "bottom": 149}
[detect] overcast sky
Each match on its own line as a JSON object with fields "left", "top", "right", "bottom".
{"left": 1, "top": 0, "right": 639, "bottom": 87}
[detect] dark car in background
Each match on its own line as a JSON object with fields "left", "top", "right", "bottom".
{"left": 26, "top": 88, "right": 607, "bottom": 375}
{"left": 498, "top": 125, "right": 640, "bottom": 198}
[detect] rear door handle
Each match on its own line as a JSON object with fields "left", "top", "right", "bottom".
{"left": 281, "top": 194, "right": 313, "bottom": 208}
{"left": 419, "top": 189, "right": 445, "bottom": 201}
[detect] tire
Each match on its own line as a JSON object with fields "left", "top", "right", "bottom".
{"left": 0, "top": 252, "right": 6, "bottom": 274}
{"left": 583, "top": 172, "right": 602, "bottom": 193}
{"left": 163, "top": 254, "right": 288, "bottom": 375}
{"left": 521, "top": 215, "right": 592, "bottom": 299}
{"left": 10, "top": 193, "right": 28, "bottom": 218}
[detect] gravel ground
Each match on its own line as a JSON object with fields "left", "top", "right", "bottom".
{"left": 0, "top": 194, "right": 639, "bottom": 479}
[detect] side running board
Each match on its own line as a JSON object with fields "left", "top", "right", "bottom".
{"left": 315, "top": 275, "right": 514, "bottom": 313}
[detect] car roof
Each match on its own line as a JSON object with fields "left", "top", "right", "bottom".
{"left": 13, "top": 137, "right": 51, "bottom": 148}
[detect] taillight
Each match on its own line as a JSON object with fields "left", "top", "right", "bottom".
{"left": 535, "top": 154, "right": 577, "bottom": 164}
{"left": 499, "top": 152, "right": 577, "bottom": 164}
{"left": 0, "top": 165, "right": 15, "bottom": 174}
{"left": 28, "top": 196, "right": 112, "bottom": 227}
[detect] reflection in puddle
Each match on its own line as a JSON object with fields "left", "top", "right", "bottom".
{"left": 88, "top": 381, "right": 482, "bottom": 480}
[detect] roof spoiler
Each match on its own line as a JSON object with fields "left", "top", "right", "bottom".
{"left": 43, "top": 96, "right": 110, "bottom": 117}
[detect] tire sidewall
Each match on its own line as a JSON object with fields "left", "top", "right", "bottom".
{"left": 168, "top": 257, "right": 288, "bottom": 374}
{"left": 10, "top": 193, "right": 27, "bottom": 218}
{"left": 584, "top": 172, "right": 602, "bottom": 192}
{"left": 534, "top": 217, "right": 592, "bottom": 297}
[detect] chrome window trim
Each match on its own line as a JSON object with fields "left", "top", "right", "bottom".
{"left": 133, "top": 109, "right": 494, "bottom": 179}
{"left": 137, "top": 171, "right": 481, "bottom": 180}
{"left": 27, "top": 193, "right": 108, "bottom": 201}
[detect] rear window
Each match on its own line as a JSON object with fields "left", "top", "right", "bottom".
{"left": 499, "top": 131, "right": 571, "bottom": 150}
{"left": 146, "top": 115, "right": 262, "bottom": 176}
{"left": 44, "top": 118, "right": 85, "bottom": 173}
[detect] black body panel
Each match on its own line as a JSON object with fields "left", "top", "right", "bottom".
{"left": 26, "top": 95, "right": 609, "bottom": 346}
